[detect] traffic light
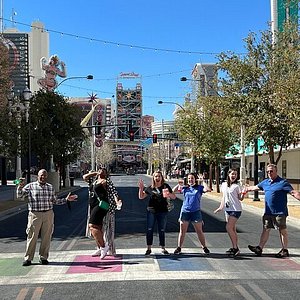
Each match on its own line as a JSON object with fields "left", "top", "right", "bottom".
{"left": 153, "top": 133, "right": 158, "bottom": 143}
{"left": 95, "top": 122, "right": 101, "bottom": 135}
{"left": 129, "top": 131, "right": 134, "bottom": 141}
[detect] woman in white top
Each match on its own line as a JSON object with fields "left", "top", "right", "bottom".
{"left": 214, "top": 168, "right": 245, "bottom": 256}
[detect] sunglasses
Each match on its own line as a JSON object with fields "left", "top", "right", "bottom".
{"left": 266, "top": 170, "right": 274, "bottom": 173}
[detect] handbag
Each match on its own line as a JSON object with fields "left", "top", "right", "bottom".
{"left": 98, "top": 198, "right": 110, "bottom": 211}
{"left": 93, "top": 183, "right": 109, "bottom": 211}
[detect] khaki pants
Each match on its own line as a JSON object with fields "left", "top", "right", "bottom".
{"left": 24, "top": 210, "right": 54, "bottom": 261}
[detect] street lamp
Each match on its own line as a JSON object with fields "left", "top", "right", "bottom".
{"left": 56, "top": 74, "right": 93, "bottom": 89}
{"left": 180, "top": 76, "right": 198, "bottom": 82}
{"left": 157, "top": 100, "right": 191, "bottom": 173}
{"left": 7, "top": 87, "right": 33, "bottom": 181}
{"left": 157, "top": 100, "right": 185, "bottom": 111}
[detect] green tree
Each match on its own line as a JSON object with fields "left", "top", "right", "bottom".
{"left": 175, "top": 96, "right": 238, "bottom": 191}
{"left": 23, "top": 90, "right": 86, "bottom": 169}
{"left": 218, "top": 25, "right": 300, "bottom": 164}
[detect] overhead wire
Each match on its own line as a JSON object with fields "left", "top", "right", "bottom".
{"left": 2, "top": 18, "right": 220, "bottom": 56}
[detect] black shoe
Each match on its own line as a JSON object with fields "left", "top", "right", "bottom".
{"left": 22, "top": 260, "right": 31, "bottom": 266}
{"left": 161, "top": 249, "right": 170, "bottom": 255}
{"left": 248, "top": 245, "right": 262, "bottom": 256}
{"left": 174, "top": 247, "right": 182, "bottom": 255}
{"left": 39, "top": 258, "right": 49, "bottom": 265}
{"left": 232, "top": 248, "right": 240, "bottom": 256}
{"left": 145, "top": 249, "right": 151, "bottom": 256}
{"left": 226, "top": 248, "right": 234, "bottom": 255}
{"left": 203, "top": 247, "right": 210, "bottom": 254}
{"left": 275, "top": 248, "right": 289, "bottom": 258}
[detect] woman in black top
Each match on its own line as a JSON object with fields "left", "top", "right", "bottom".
{"left": 138, "top": 171, "right": 176, "bottom": 255}
{"left": 83, "top": 168, "right": 121, "bottom": 259}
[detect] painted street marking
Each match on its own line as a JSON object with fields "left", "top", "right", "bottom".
{"left": 31, "top": 287, "right": 44, "bottom": 300}
{"left": 156, "top": 253, "right": 214, "bottom": 271}
{"left": 235, "top": 285, "right": 257, "bottom": 300}
{"left": 16, "top": 288, "right": 29, "bottom": 300}
{"left": 1, "top": 248, "right": 300, "bottom": 285}
{"left": 0, "top": 258, "right": 31, "bottom": 276}
{"left": 248, "top": 283, "right": 272, "bottom": 300}
{"left": 15, "top": 287, "right": 44, "bottom": 300}
{"left": 66, "top": 255, "right": 122, "bottom": 274}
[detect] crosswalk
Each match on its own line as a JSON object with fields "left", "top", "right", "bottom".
{"left": 1, "top": 248, "right": 300, "bottom": 285}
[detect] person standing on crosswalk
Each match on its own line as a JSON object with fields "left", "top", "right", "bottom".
{"left": 83, "top": 168, "right": 121, "bottom": 259}
{"left": 138, "top": 171, "right": 176, "bottom": 256}
{"left": 18, "top": 169, "right": 78, "bottom": 266}
{"left": 214, "top": 168, "right": 245, "bottom": 256}
{"left": 172, "top": 173, "right": 211, "bottom": 255}
{"left": 246, "top": 164, "right": 300, "bottom": 258}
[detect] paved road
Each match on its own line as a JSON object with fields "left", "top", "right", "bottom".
{"left": 1, "top": 175, "right": 300, "bottom": 299}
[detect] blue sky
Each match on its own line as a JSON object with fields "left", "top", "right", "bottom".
{"left": 2, "top": 0, "right": 271, "bottom": 121}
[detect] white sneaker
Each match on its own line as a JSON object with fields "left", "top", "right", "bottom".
{"left": 91, "top": 247, "right": 101, "bottom": 257}
{"left": 100, "top": 245, "right": 109, "bottom": 259}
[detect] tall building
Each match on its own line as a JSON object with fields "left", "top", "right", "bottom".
{"left": 116, "top": 73, "right": 142, "bottom": 140}
{"left": 2, "top": 21, "right": 49, "bottom": 93}
{"left": 191, "top": 63, "right": 218, "bottom": 97}
{"left": 271, "top": 0, "right": 298, "bottom": 33}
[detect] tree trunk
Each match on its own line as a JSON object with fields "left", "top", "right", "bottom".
{"left": 275, "top": 146, "right": 283, "bottom": 165}
{"left": 268, "top": 145, "right": 283, "bottom": 166}
{"left": 268, "top": 146, "right": 275, "bottom": 164}
{"left": 209, "top": 163, "right": 213, "bottom": 190}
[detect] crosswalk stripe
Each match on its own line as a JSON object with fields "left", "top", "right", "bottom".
{"left": 1, "top": 248, "right": 300, "bottom": 285}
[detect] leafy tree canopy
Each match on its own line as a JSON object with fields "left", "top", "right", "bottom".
{"left": 217, "top": 24, "right": 300, "bottom": 164}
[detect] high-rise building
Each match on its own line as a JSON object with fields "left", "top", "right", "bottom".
{"left": 191, "top": 63, "right": 218, "bottom": 97}
{"left": 2, "top": 21, "right": 49, "bottom": 92}
{"left": 116, "top": 73, "right": 142, "bottom": 140}
{"left": 271, "top": 0, "right": 298, "bottom": 33}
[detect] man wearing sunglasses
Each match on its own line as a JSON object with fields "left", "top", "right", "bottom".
{"left": 245, "top": 164, "right": 300, "bottom": 258}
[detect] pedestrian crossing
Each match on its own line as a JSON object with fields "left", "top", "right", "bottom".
{"left": 1, "top": 248, "right": 300, "bottom": 284}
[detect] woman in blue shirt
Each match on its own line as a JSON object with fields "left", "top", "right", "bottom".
{"left": 173, "top": 173, "right": 211, "bottom": 255}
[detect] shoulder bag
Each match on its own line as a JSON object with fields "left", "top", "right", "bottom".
{"left": 93, "top": 184, "right": 110, "bottom": 211}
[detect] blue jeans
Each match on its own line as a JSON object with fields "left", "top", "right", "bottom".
{"left": 146, "top": 210, "right": 168, "bottom": 247}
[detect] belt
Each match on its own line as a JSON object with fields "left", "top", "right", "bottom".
{"left": 31, "top": 209, "right": 52, "bottom": 212}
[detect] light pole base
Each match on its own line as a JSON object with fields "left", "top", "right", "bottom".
{"left": 48, "top": 171, "right": 60, "bottom": 192}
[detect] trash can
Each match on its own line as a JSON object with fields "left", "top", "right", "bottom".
{"left": 70, "top": 177, "right": 74, "bottom": 187}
